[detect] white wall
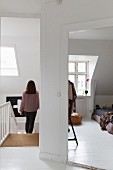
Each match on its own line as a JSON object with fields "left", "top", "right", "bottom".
{"left": 0, "top": 18, "right": 1, "bottom": 76}
{"left": 0, "top": 0, "right": 41, "bottom": 17}
{"left": 1, "top": 36, "right": 40, "bottom": 94}
{"left": 40, "top": 0, "right": 113, "bottom": 163}
{"left": 69, "top": 39, "right": 113, "bottom": 95}
{"left": 0, "top": 18, "right": 40, "bottom": 103}
{"left": 95, "top": 95, "right": 113, "bottom": 108}
{"left": 0, "top": 18, "right": 40, "bottom": 130}
{"left": 1, "top": 0, "right": 113, "bottom": 164}
{"left": 69, "top": 39, "right": 113, "bottom": 107}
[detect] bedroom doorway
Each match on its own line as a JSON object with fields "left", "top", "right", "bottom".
{"left": 63, "top": 18, "right": 113, "bottom": 169}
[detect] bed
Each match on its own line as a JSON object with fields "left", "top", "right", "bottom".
{"left": 92, "top": 105, "right": 113, "bottom": 135}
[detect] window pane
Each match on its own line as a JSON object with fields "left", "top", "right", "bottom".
{"left": 68, "top": 75, "right": 75, "bottom": 85}
{"left": 78, "top": 63, "right": 86, "bottom": 72}
{"left": 68, "top": 63, "right": 75, "bottom": 72}
{"left": 1, "top": 47, "right": 17, "bottom": 68}
{"left": 0, "top": 46, "right": 18, "bottom": 76}
{"left": 78, "top": 75, "right": 86, "bottom": 95}
{"left": 1, "top": 69, "right": 18, "bottom": 76}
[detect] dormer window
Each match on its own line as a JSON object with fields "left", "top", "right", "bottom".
{"left": 0, "top": 46, "right": 18, "bottom": 76}
{"left": 68, "top": 61, "right": 89, "bottom": 96}
{"left": 68, "top": 55, "right": 98, "bottom": 96}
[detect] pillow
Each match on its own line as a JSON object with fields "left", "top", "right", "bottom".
{"left": 106, "top": 122, "right": 113, "bottom": 135}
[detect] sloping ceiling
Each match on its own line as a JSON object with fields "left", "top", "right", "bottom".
{"left": 69, "top": 27, "right": 113, "bottom": 95}
{"left": 69, "top": 27, "right": 113, "bottom": 40}
{"left": 0, "top": 17, "right": 40, "bottom": 95}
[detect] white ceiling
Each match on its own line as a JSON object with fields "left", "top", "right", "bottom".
{"left": 69, "top": 26, "right": 113, "bottom": 40}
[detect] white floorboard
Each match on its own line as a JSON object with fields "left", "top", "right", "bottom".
{"left": 0, "top": 147, "right": 86, "bottom": 170}
{"left": 68, "top": 118, "right": 113, "bottom": 170}
{"left": 0, "top": 118, "right": 112, "bottom": 170}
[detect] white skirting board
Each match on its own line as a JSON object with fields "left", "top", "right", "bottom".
{"left": 39, "top": 152, "right": 66, "bottom": 163}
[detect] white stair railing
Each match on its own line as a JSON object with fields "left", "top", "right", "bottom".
{"left": 0, "top": 101, "right": 17, "bottom": 145}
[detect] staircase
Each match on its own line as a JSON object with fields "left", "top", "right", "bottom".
{"left": 0, "top": 102, "right": 39, "bottom": 147}
{"left": 1, "top": 133, "right": 39, "bottom": 147}
{"left": 0, "top": 101, "right": 17, "bottom": 145}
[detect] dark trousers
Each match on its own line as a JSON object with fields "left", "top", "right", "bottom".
{"left": 24, "top": 111, "right": 37, "bottom": 133}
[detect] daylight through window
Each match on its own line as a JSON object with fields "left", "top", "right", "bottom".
{"left": 0, "top": 46, "right": 18, "bottom": 76}
{"left": 68, "top": 61, "right": 89, "bottom": 96}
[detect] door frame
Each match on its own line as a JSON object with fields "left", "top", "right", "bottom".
{"left": 60, "top": 17, "right": 113, "bottom": 164}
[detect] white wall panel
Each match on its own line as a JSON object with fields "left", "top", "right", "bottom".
{"left": 40, "top": 0, "right": 113, "bottom": 163}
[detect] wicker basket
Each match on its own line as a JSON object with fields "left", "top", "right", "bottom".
{"left": 70, "top": 112, "right": 82, "bottom": 125}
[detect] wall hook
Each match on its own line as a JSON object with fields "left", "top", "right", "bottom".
{"left": 57, "top": 0, "right": 63, "bottom": 5}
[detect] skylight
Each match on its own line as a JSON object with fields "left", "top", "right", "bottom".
{"left": 0, "top": 46, "right": 18, "bottom": 76}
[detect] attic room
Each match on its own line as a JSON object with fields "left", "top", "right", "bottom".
{"left": 1, "top": 17, "right": 113, "bottom": 131}
{"left": 1, "top": 16, "right": 113, "bottom": 169}
{"left": 68, "top": 27, "right": 113, "bottom": 116}
{"left": 1, "top": 0, "right": 113, "bottom": 170}
{"left": 2, "top": 18, "right": 113, "bottom": 133}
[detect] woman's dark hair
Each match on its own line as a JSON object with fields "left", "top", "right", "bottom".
{"left": 26, "top": 80, "right": 36, "bottom": 94}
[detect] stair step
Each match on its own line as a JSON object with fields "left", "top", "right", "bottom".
{"left": 1, "top": 133, "right": 39, "bottom": 147}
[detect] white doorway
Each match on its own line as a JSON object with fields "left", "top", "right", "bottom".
{"left": 60, "top": 17, "right": 113, "bottom": 169}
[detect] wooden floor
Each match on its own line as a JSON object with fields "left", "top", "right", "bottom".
{"left": 1, "top": 133, "right": 39, "bottom": 147}
{"left": 68, "top": 118, "right": 113, "bottom": 170}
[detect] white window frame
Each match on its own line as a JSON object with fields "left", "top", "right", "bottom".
{"left": 68, "top": 61, "right": 89, "bottom": 96}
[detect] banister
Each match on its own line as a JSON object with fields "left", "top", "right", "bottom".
{"left": 9, "top": 101, "right": 17, "bottom": 126}
{"left": 0, "top": 101, "right": 18, "bottom": 145}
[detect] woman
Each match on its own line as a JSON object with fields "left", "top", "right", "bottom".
{"left": 19, "top": 80, "right": 40, "bottom": 133}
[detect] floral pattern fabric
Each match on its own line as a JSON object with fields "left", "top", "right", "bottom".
{"left": 100, "top": 112, "right": 113, "bottom": 130}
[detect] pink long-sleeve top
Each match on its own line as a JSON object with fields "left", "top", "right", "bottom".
{"left": 19, "top": 90, "right": 40, "bottom": 112}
